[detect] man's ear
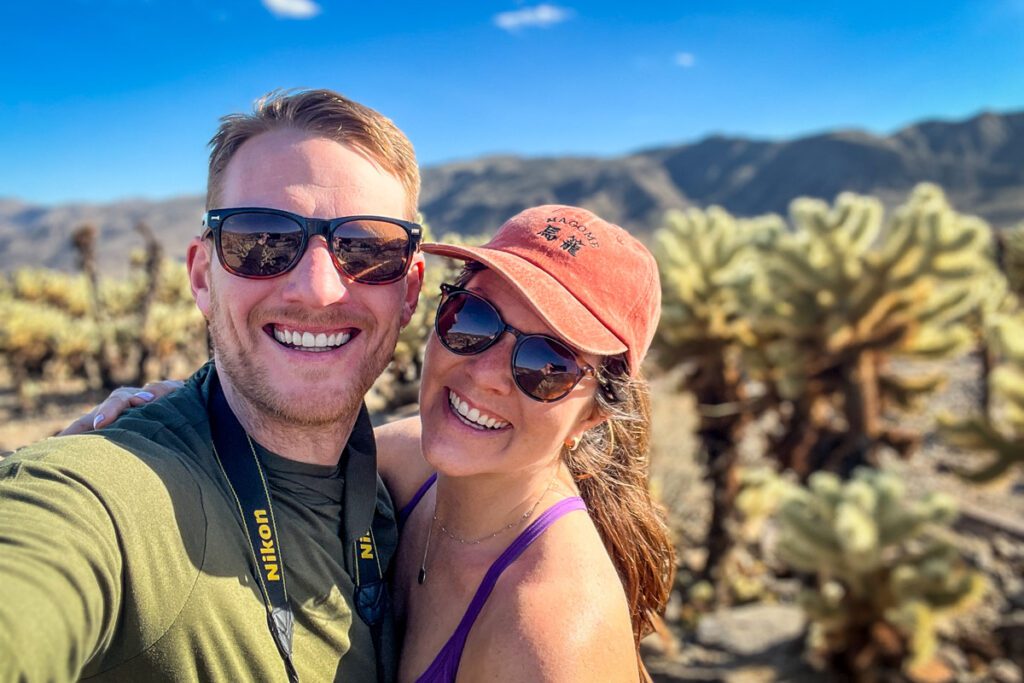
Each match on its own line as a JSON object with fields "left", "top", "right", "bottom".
{"left": 187, "top": 237, "right": 213, "bottom": 319}
{"left": 400, "top": 253, "right": 425, "bottom": 327}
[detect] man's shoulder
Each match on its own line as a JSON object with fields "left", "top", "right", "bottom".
{"left": 106, "top": 363, "right": 215, "bottom": 450}
{"left": 1, "top": 430, "right": 213, "bottom": 522}
{"left": 1, "top": 365, "right": 219, "bottom": 506}
{"left": 4, "top": 429, "right": 193, "bottom": 475}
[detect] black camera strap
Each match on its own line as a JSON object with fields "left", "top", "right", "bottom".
{"left": 207, "top": 373, "right": 388, "bottom": 683}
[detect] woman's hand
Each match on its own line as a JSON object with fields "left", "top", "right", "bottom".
{"left": 60, "top": 380, "right": 185, "bottom": 436}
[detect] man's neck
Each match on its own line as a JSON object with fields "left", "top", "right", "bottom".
{"left": 215, "top": 367, "right": 358, "bottom": 467}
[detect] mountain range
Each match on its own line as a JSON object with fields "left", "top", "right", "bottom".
{"left": 2, "top": 109, "right": 1022, "bottom": 273}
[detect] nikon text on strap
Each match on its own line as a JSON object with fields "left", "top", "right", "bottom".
{"left": 207, "top": 372, "right": 388, "bottom": 683}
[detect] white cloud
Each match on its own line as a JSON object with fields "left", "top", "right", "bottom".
{"left": 494, "top": 4, "right": 573, "bottom": 32}
{"left": 674, "top": 52, "right": 696, "bottom": 68}
{"left": 262, "top": 0, "right": 321, "bottom": 19}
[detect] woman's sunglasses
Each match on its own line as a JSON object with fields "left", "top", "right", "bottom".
{"left": 434, "top": 283, "right": 605, "bottom": 403}
{"left": 202, "top": 207, "right": 422, "bottom": 284}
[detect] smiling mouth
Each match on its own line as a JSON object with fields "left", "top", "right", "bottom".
{"left": 448, "top": 389, "right": 510, "bottom": 431}
{"left": 266, "top": 324, "right": 356, "bottom": 353}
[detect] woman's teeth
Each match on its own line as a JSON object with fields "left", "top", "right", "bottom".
{"left": 273, "top": 326, "right": 352, "bottom": 352}
{"left": 449, "top": 390, "right": 508, "bottom": 430}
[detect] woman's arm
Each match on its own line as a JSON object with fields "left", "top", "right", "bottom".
{"left": 60, "top": 381, "right": 184, "bottom": 435}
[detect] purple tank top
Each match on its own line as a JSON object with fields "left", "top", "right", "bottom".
{"left": 405, "top": 481, "right": 586, "bottom": 683}
{"left": 399, "top": 472, "right": 438, "bottom": 527}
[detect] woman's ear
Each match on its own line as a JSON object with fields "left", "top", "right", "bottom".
{"left": 571, "top": 402, "right": 608, "bottom": 442}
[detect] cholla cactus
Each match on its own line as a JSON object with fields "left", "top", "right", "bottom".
{"left": 89, "top": 256, "right": 207, "bottom": 387}
{"left": 655, "top": 206, "right": 781, "bottom": 367}
{"left": 10, "top": 268, "right": 92, "bottom": 316}
{"left": 654, "top": 189, "right": 999, "bottom": 600}
{"left": 653, "top": 207, "right": 783, "bottom": 586}
{"left": 762, "top": 185, "right": 994, "bottom": 475}
{"left": 1, "top": 245, "right": 208, "bottom": 401}
{"left": 139, "top": 301, "right": 208, "bottom": 377}
{"left": 938, "top": 311, "right": 1024, "bottom": 482}
{"left": 1000, "top": 223, "right": 1024, "bottom": 298}
{"left": 771, "top": 468, "right": 984, "bottom": 676}
{"left": 0, "top": 297, "right": 100, "bottom": 411}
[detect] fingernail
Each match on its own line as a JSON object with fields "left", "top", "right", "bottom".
{"left": 93, "top": 414, "right": 105, "bottom": 429}
{"left": 135, "top": 391, "right": 155, "bottom": 401}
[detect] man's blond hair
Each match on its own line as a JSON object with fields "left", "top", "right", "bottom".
{"left": 207, "top": 89, "right": 419, "bottom": 218}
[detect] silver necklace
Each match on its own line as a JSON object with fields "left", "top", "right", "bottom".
{"left": 417, "top": 475, "right": 556, "bottom": 585}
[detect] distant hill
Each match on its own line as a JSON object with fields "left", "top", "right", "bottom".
{"left": 2, "top": 109, "right": 1022, "bottom": 273}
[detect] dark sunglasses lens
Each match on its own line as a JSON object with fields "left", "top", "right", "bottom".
{"left": 514, "top": 336, "right": 581, "bottom": 401}
{"left": 331, "top": 220, "right": 410, "bottom": 283}
{"left": 436, "top": 293, "right": 502, "bottom": 354}
{"left": 219, "top": 212, "right": 303, "bottom": 276}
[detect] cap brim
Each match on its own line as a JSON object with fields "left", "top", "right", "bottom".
{"left": 422, "top": 242, "right": 628, "bottom": 358}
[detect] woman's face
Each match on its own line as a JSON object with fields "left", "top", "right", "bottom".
{"left": 418, "top": 269, "right": 605, "bottom": 479}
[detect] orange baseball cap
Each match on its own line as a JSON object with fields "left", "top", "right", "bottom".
{"left": 421, "top": 205, "right": 661, "bottom": 376}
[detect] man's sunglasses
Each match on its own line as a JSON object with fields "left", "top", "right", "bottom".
{"left": 202, "top": 207, "right": 422, "bottom": 284}
{"left": 435, "top": 284, "right": 608, "bottom": 403}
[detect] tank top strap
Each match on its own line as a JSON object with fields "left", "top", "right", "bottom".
{"left": 399, "top": 472, "right": 438, "bottom": 527}
{"left": 416, "top": 496, "right": 587, "bottom": 682}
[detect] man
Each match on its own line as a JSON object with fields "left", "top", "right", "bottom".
{"left": 0, "top": 89, "right": 424, "bottom": 681}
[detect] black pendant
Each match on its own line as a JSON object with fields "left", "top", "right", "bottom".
{"left": 417, "top": 568, "right": 427, "bottom": 585}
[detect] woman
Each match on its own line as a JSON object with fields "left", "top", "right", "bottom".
{"left": 70, "top": 205, "right": 675, "bottom": 682}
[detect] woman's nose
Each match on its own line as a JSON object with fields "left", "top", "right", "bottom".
{"left": 464, "top": 332, "right": 517, "bottom": 395}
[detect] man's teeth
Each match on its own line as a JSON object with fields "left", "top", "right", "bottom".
{"left": 273, "top": 327, "right": 352, "bottom": 351}
{"left": 448, "top": 390, "right": 508, "bottom": 430}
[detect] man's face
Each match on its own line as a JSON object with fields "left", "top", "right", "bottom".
{"left": 188, "top": 128, "right": 423, "bottom": 427}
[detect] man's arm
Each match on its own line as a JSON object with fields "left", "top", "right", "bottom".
{"left": 0, "top": 437, "right": 125, "bottom": 680}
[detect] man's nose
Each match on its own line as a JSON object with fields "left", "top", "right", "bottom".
{"left": 281, "top": 236, "right": 350, "bottom": 306}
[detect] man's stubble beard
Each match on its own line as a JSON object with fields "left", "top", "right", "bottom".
{"left": 208, "top": 286, "right": 400, "bottom": 428}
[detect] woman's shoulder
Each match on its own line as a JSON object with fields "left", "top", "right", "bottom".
{"left": 502, "top": 504, "right": 631, "bottom": 621}
{"left": 373, "top": 416, "right": 434, "bottom": 510}
{"left": 460, "top": 501, "right": 638, "bottom": 681}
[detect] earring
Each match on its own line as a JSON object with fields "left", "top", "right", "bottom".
{"left": 565, "top": 435, "right": 581, "bottom": 451}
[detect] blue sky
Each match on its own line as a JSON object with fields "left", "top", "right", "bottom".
{"left": 2, "top": 0, "right": 1022, "bottom": 204}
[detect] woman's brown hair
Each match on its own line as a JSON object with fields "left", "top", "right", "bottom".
{"left": 567, "top": 361, "right": 676, "bottom": 650}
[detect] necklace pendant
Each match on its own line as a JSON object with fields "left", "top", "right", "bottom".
{"left": 417, "top": 568, "right": 427, "bottom": 585}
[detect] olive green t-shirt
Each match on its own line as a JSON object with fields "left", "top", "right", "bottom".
{"left": 0, "top": 364, "right": 398, "bottom": 681}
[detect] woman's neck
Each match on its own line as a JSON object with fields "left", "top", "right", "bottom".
{"left": 431, "top": 463, "right": 574, "bottom": 542}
